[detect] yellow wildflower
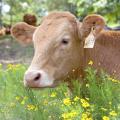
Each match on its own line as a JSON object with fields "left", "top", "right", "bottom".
{"left": 81, "top": 113, "right": 88, "bottom": 119}
{"left": 102, "top": 116, "right": 110, "bottom": 120}
{"left": 85, "top": 118, "right": 92, "bottom": 120}
{"left": 72, "top": 101, "right": 74, "bottom": 104}
{"left": 74, "top": 96, "right": 80, "bottom": 102}
{"left": 10, "top": 102, "right": 15, "bottom": 107}
{"left": 101, "top": 108, "right": 107, "bottom": 111}
{"left": 7, "top": 64, "right": 21, "bottom": 70}
{"left": 81, "top": 98, "right": 90, "bottom": 108}
{"left": 34, "top": 106, "right": 38, "bottom": 111}
{"left": 44, "top": 109, "right": 47, "bottom": 112}
{"left": 15, "top": 64, "right": 21, "bottom": 68}
{"left": 24, "top": 96, "right": 28, "bottom": 100}
{"left": 109, "top": 102, "right": 112, "bottom": 105}
{"left": 27, "top": 104, "right": 36, "bottom": 111}
{"left": 63, "top": 98, "right": 71, "bottom": 106}
{"left": 64, "top": 92, "right": 68, "bottom": 97}
{"left": 0, "top": 63, "right": 2, "bottom": 68}
{"left": 81, "top": 112, "right": 92, "bottom": 120}
{"left": 108, "top": 77, "right": 119, "bottom": 83}
{"left": 85, "top": 97, "right": 89, "bottom": 101}
{"left": 7, "top": 64, "right": 13, "bottom": 70}
{"left": 21, "top": 100, "right": 25, "bottom": 105}
{"left": 109, "top": 111, "right": 117, "bottom": 116}
{"left": 69, "top": 111, "right": 78, "bottom": 118}
{"left": 111, "top": 79, "right": 118, "bottom": 83}
{"left": 50, "top": 92, "right": 56, "bottom": 97}
{"left": 86, "top": 84, "right": 90, "bottom": 87}
{"left": 15, "top": 96, "right": 20, "bottom": 101}
{"left": 62, "top": 112, "right": 70, "bottom": 119}
{"left": 88, "top": 60, "right": 93, "bottom": 65}
{"left": 62, "top": 111, "right": 78, "bottom": 119}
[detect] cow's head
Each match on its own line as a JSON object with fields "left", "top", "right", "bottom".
{"left": 11, "top": 12, "right": 105, "bottom": 88}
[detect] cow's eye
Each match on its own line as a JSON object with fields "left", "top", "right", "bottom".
{"left": 61, "top": 38, "right": 69, "bottom": 45}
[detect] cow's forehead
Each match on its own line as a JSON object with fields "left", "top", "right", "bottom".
{"left": 33, "top": 18, "right": 75, "bottom": 42}
{"left": 41, "top": 12, "right": 77, "bottom": 23}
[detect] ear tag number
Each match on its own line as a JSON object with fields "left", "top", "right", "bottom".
{"left": 84, "top": 28, "right": 95, "bottom": 48}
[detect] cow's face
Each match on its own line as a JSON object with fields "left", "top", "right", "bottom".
{"left": 11, "top": 12, "right": 105, "bottom": 88}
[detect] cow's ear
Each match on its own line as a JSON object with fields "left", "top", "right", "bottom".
{"left": 79, "top": 14, "right": 105, "bottom": 48}
{"left": 11, "top": 22, "right": 36, "bottom": 45}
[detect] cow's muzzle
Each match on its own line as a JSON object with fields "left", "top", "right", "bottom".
{"left": 24, "top": 70, "right": 54, "bottom": 88}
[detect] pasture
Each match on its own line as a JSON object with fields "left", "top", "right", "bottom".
{"left": 0, "top": 0, "right": 120, "bottom": 120}
{"left": 0, "top": 63, "right": 120, "bottom": 120}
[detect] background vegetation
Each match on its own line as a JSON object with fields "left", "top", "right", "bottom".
{"left": 0, "top": 64, "right": 120, "bottom": 120}
{"left": 1, "top": 0, "right": 120, "bottom": 25}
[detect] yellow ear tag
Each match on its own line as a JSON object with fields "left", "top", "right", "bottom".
{"left": 84, "top": 28, "right": 95, "bottom": 48}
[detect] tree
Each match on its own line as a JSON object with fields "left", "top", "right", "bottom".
{"left": 68, "top": 0, "right": 120, "bottom": 25}
{"left": 2, "top": 0, "right": 120, "bottom": 25}
{"left": 46, "top": 0, "right": 120, "bottom": 25}
{"left": 2, "top": 0, "right": 47, "bottom": 24}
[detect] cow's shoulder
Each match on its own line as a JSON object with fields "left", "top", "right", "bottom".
{"left": 96, "top": 30, "right": 120, "bottom": 45}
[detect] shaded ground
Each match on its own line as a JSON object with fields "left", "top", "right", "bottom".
{"left": 0, "top": 35, "right": 34, "bottom": 66}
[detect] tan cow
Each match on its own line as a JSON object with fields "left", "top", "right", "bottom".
{"left": 11, "top": 12, "right": 120, "bottom": 88}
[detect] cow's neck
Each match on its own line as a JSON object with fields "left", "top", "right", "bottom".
{"left": 83, "top": 31, "right": 120, "bottom": 79}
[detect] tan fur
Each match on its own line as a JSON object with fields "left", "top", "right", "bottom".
{"left": 11, "top": 12, "right": 120, "bottom": 88}
{"left": 11, "top": 22, "right": 36, "bottom": 44}
{"left": 84, "top": 30, "right": 120, "bottom": 78}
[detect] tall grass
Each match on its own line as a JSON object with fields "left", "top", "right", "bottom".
{"left": 0, "top": 64, "right": 120, "bottom": 120}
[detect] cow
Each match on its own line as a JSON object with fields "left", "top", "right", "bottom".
{"left": 0, "top": 25, "right": 11, "bottom": 36}
{"left": 0, "top": 27, "right": 6, "bottom": 36}
{"left": 11, "top": 12, "right": 120, "bottom": 88}
{"left": 23, "top": 14, "right": 37, "bottom": 26}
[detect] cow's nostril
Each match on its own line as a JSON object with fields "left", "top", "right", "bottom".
{"left": 34, "top": 73, "right": 41, "bottom": 81}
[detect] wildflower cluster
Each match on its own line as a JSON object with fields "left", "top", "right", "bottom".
{"left": 50, "top": 92, "right": 57, "bottom": 97}
{"left": 63, "top": 98, "right": 71, "bottom": 106}
{"left": 0, "top": 63, "right": 2, "bottom": 69}
{"left": 27, "top": 104, "right": 38, "bottom": 111}
{"left": 7, "top": 64, "right": 22, "bottom": 70}
{"left": 62, "top": 111, "right": 78, "bottom": 120}
{"left": 73, "top": 96, "right": 80, "bottom": 102}
{"left": 0, "top": 64, "right": 120, "bottom": 120}
{"left": 80, "top": 98, "right": 90, "bottom": 108}
{"left": 102, "top": 116, "right": 110, "bottom": 120}
{"left": 88, "top": 60, "right": 93, "bottom": 66}
{"left": 109, "top": 110, "right": 117, "bottom": 116}
{"left": 108, "top": 77, "right": 120, "bottom": 83}
{"left": 81, "top": 112, "right": 92, "bottom": 120}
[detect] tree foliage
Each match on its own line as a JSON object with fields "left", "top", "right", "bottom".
{"left": 68, "top": 0, "right": 120, "bottom": 24}
{"left": 1, "top": 0, "right": 120, "bottom": 25}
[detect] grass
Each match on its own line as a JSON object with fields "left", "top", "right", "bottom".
{"left": 0, "top": 64, "right": 120, "bottom": 120}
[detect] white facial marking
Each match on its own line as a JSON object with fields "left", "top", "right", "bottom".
{"left": 24, "top": 69, "right": 54, "bottom": 87}
{"left": 38, "top": 70, "right": 54, "bottom": 87}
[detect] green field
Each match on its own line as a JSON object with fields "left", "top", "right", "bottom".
{"left": 0, "top": 64, "right": 120, "bottom": 120}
